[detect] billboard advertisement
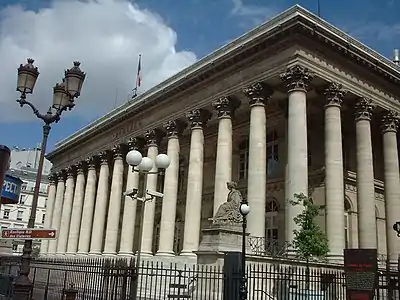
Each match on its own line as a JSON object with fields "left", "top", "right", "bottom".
{"left": 1, "top": 174, "right": 24, "bottom": 205}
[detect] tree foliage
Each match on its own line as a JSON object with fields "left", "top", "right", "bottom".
{"left": 291, "top": 193, "right": 329, "bottom": 260}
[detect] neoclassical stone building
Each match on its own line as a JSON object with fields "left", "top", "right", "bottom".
{"left": 42, "top": 5, "right": 400, "bottom": 262}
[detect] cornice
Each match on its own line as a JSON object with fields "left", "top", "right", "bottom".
{"left": 47, "top": 5, "right": 400, "bottom": 160}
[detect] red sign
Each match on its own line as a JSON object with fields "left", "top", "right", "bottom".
{"left": 1, "top": 228, "right": 57, "bottom": 240}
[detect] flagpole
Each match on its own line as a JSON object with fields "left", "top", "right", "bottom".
{"left": 133, "top": 54, "right": 141, "bottom": 98}
{"left": 317, "top": 0, "right": 321, "bottom": 17}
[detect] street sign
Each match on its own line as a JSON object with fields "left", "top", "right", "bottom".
{"left": 0, "top": 228, "right": 57, "bottom": 240}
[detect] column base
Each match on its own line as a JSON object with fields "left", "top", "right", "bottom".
{"left": 179, "top": 250, "right": 197, "bottom": 257}
{"left": 139, "top": 251, "right": 153, "bottom": 257}
{"left": 88, "top": 251, "right": 102, "bottom": 256}
{"left": 102, "top": 252, "right": 117, "bottom": 257}
{"left": 65, "top": 252, "right": 77, "bottom": 256}
{"left": 155, "top": 250, "right": 175, "bottom": 257}
{"left": 76, "top": 251, "right": 89, "bottom": 256}
{"left": 118, "top": 251, "right": 134, "bottom": 256}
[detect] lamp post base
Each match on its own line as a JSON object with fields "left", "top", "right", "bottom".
{"left": 12, "top": 279, "right": 33, "bottom": 300}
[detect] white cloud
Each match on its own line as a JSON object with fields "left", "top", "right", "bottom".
{"left": 0, "top": 0, "right": 197, "bottom": 122}
{"left": 230, "top": 0, "right": 277, "bottom": 29}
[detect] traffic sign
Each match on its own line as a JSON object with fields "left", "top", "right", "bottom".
{"left": 1, "top": 228, "right": 57, "bottom": 240}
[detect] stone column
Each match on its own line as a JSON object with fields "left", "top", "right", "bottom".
{"left": 66, "top": 162, "right": 86, "bottom": 255}
{"left": 381, "top": 111, "right": 400, "bottom": 261}
{"left": 181, "top": 109, "right": 211, "bottom": 256}
{"left": 40, "top": 173, "right": 57, "bottom": 254}
{"left": 56, "top": 167, "right": 76, "bottom": 254}
{"left": 89, "top": 151, "right": 110, "bottom": 255}
{"left": 243, "top": 83, "right": 272, "bottom": 238}
{"left": 354, "top": 98, "right": 376, "bottom": 249}
{"left": 156, "top": 120, "right": 186, "bottom": 256}
{"left": 324, "top": 82, "right": 347, "bottom": 259}
{"left": 77, "top": 157, "right": 98, "bottom": 255}
{"left": 47, "top": 171, "right": 66, "bottom": 254}
{"left": 280, "top": 65, "right": 314, "bottom": 242}
{"left": 104, "top": 145, "right": 125, "bottom": 255}
{"left": 119, "top": 138, "right": 143, "bottom": 256}
{"left": 140, "top": 129, "right": 164, "bottom": 256}
{"left": 212, "top": 96, "right": 240, "bottom": 214}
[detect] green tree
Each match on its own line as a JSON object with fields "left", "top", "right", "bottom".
{"left": 291, "top": 193, "right": 329, "bottom": 289}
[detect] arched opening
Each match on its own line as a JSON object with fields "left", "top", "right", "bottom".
{"left": 265, "top": 199, "right": 279, "bottom": 241}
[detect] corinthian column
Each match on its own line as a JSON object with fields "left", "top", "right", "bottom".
{"left": 104, "top": 145, "right": 125, "bottom": 256}
{"left": 280, "top": 65, "right": 314, "bottom": 242}
{"left": 119, "top": 138, "right": 144, "bottom": 256}
{"left": 156, "top": 120, "right": 186, "bottom": 256}
{"left": 66, "top": 162, "right": 86, "bottom": 255}
{"left": 89, "top": 151, "right": 110, "bottom": 255}
{"left": 56, "top": 167, "right": 76, "bottom": 255}
{"left": 354, "top": 98, "right": 376, "bottom": 248}
{"left": 77, "top": 157, "right": 98, "bottom": 255}
{"left": 212, "top": 96, "right": 240, "bottom": 214}
{"left": 41, "top": 173, "right": 57, "bottom": 254}
{"left": 140, "top": 129, "right": 164, "bottom": 256}
{"left": 181, "top": 108, "right": 211, "bottom": 256}
{"left": 381, "top": 111, "right": 400, "bottom": 260}
{"left": 243, "top": 83, "right": 272, "bottom": 238}
{"left": 324, "top": 82, "right": 347, "bottom": 259}
{"left": 48, "top": 172, "right": 65, "bottom": 254}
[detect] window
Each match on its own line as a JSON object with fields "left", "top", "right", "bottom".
{"left": 238, "top": 130, "right": 279, "bottom": 181}
{"left": 21, "top": 183, "right": 27, "bottom": 190}
{"left": 19, "top": 195, "right": 26, "bottom": 204}
{"left": 265, "top": 200, "right": 279, "bottom": 241}
{"left": 267, "top": 131, "right": 279, "bottom": 176}
{"left": 12, "top": 244, "right": 18, "bottom": 251}
{"left": 17, "top": 211, "right": 23, "bottom": 221}
{"left": 3, "top": 209, "right": 10, "bottom": 220}
{"left": 42, "top": 214, "right": 45, "bottom": 224}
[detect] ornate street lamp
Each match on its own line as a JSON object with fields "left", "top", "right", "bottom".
{"left": 13, "top": 59, "right": 85, "bottom": 300}
{"left": 239, "top": 199, "right": 250, "bottom": 300}
{"left": 125, "top": 149, "right": 170, "bottom": 299}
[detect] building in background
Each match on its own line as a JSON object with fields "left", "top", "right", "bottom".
{"left": 0, "top": 146, "right": 52, "bottom": 255}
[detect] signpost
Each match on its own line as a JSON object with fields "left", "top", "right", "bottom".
{"left": 1, "top": 228, "right": 57, "bottom": 240}
{"left": 344, "top": 248, "right": 378, "bottom": 300}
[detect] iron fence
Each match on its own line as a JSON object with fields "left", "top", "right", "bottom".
{"left": 0, "top": 255, "right": 399, "bottom": 300}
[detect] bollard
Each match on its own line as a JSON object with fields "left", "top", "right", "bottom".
{"left": 63, "top": 283, "right": 78, "bottom": 300}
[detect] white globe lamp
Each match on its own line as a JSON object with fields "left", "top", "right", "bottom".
{"left": 138, "top": 157, "right": 153, "bottom": 172}
{"left": 155, "top": 153, "right": 170, "bottom": 169}
{"left": 240, "top": 203, "right": 250, "bottom": 216}
{"left": 126, "top": 150, "right": 142, "bottom": 166}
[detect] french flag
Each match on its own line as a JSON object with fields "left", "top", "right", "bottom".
{"left": 136, "top": 54, "right": 142, "bottom": 87}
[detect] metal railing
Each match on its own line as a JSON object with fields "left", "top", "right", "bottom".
{"left": 0, "top": 255, "right": 399, "bottom": 300}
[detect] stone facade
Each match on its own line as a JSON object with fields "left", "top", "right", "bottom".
{"left": 44, "top": 6, "right": 400, "bottom": 262}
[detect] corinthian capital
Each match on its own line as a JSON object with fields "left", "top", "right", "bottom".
{"left": 186, "top": 108, "right": 212, "bottom": 129}
{"left": 164, "top": 119, "right": 187, "bottom": 138}
{"left": 48, "top": 173, "right": 57, "bottom": 184}
{"left": 212, "top": 96, "right": 241, "bottom": 118}
{"left": 75, "top": 161, "right": 85, "bottom": 174}
{"left": 324, "top": 82, "right": 347, "bottom": 107}
{"left": 243, "top": 82, "right": 273, "bottom": 107}
{"left": 98, "top": 150, "right": 109, "bottom": 165}
{"left": 66, "top": 166, "right": 75, "bottom": 178}
{"left": 144, "top": 128, "right": 165, "bottom": 147}
{"left": 354, "top": 98, "right": 375, "bottom": 121}
{"left": 381, "top": 110, "right": 400, "bottom": 133}
{"left": 127, "top": 137, "right": 145, "bottom": 151}
{"left": 57, "top": 171, "right": 65, "bottom": 182}
{"left": 111, "top": 144, "right": 124, "bottom": 159}
{"left": 86, "top": 156, "right": 97, "bottom": 170}
{"left": 280, "top": 65, "right": 314, "bottom": 92}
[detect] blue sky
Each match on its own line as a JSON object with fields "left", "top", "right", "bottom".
{"left": 1, "top": 0, "right": 399, "bottom": 152}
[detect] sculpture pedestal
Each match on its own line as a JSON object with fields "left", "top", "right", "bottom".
{"left": 196, "top": 225, "right": 251, "bottom": 265}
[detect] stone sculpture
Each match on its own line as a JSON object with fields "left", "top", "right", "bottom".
{"left": 212, "top": 181, "right": 243, "bottom": 226}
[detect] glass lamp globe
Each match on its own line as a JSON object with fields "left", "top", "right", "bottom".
{"left": 138, "top": 157, "right": 153, "bottom": 172}
{"left": 155, "top": 153, "right": 170, "bottom": 169}
{"left": 126, "top": 150, "right": 142, "bottom": 166}
{"left": 240, "top": 203, "right": 250, "bottom": 216}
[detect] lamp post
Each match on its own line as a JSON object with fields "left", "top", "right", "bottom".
{"left": 13, "top": 59, "right": 86, "bottom": 300}
{"left": 125, "top": 149, "right": 170, "bottom": 299}
{"left": 239, "top": 198, "right": 250, "bottom": 300}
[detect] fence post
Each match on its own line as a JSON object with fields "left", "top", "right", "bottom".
{"left": 63, "top": 283, "right": 78, "bottom": 300}
{"left": 224, "top": 252, "right": 242, "bottom": 300}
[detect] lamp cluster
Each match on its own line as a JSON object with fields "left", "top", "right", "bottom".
{"left": 16, "top": 58, "right": 86, "bottom": 117}
{"left": 126, "top": 149, "right": 170, "bottom": 172}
